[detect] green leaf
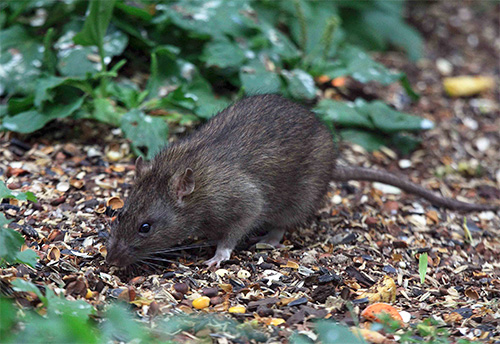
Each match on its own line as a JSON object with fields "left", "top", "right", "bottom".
{"left": 11, "top": 279, "right": 47, "bottom": 305}
{"left": 281, "top": 68, "right": 317, "bottom": 99}
{"left": 73, "top": 0, "right": 116, "bottom": 48}
{"left": 0, "top": 180, "right": 37, "bottom": 202}
{"left": 240, "top": 59, "right": 282, "bottom": 95}
{"left": 3, "top": 96, "right": 84, "bottom": 133}
{"left": 110, "top": 81, "right": 148, "bottom": 109}
{"left": 202, "top": 39, "right": 247, "bottom": 69}
{"left": 314, "top": 99, "right": 374, "bottom": 129}
{"left": 101, "top": 304, "right": 151, "bottom": 343}
{"left": 15, "top": 249, "right": 39, "bottom": 267}
{"left": 0, "top": 25, "right": 43, "bottom": 96}
{"left": 390, "top": 133, "right": 421, "bottom": 155}
{"left": 121, "top": 109, "right": 168, "bottom": 159}
{"left": 336, "top": 45, "right": 401, "bottom": 84}
{"left": 419, "top": 252, "right": 428, "bottom": 284}
{"left": 359, "top": 99, "right": 433, "bottom": 134}
{"left": 114, "top": 1, "right": 153, "bottom": 21}
{"left": 363, "top": 9, "right": 423, "bottom": 61}
{"left": 0, "top": 214, "right": 23, "bottom": 263}
{"left": 315, "top": 319, "right": 365, "bottom": 344}
{"left": 57, "top": 47, "right": 100, "bottom": 77}
{"left": 164, "top": 0, "right": 252, "bottom": 38}
{"left": 0, "top": 298, "right": 16, "bottom": 341}
{"left": 92, "top": 98, "right": 121, "bottom": 126}
{"left": 145, "top": 46, "right": 181, "bottom": 99}
{"left": 42, "top": 27, "right": 57, "bottom": 74}
{"left": 0, "top": 207, "right": 38, "bottom": 268}
{"left": 45, "top": 287, "right": 94, "bottom": 319}
{"left": 7, "top": 96, "right": 35, "bottom": 116}
{"left": 34, "top": 76, "right": 67, "bottom": 107}
{"left": 340, "top": 129, "right": 388, "bottom": 152}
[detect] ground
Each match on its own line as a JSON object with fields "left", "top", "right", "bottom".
{"left": 1, "top": 1, "right": 499, "bottom": 343}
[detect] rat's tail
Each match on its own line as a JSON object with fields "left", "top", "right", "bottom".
{"left": 332, "top": 165, "right": 499, "bottom": 211}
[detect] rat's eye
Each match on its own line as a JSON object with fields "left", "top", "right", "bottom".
{"left": 139, "top": 223, "right": 151, "bottom": 234}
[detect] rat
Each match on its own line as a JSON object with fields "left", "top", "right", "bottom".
{"left": 105, "top": 94, "right": 499, "bottom": 268}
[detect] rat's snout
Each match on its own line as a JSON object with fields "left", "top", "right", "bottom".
{"left": 106, "top": 239, "right": 135, "bottom": 267}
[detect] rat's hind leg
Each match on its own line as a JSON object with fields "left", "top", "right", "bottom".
{"left": 256, "top": 227, "right": 286, "bottom": 248}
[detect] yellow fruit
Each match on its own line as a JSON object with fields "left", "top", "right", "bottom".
{"left": 270, "top": 318, "right": 286, "bottom": 326}
{"left": 443, "top": 76, "right": 495, "bottom": 97}
{"left": 228, "top": 305, "right": 246, "bottom": 314}
{"left": 192, "top": 296, "right": 210, "bottom": 310}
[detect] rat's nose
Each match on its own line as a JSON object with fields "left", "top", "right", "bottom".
{"left": 105, "top": 239, "right": 131, "bottom": 267}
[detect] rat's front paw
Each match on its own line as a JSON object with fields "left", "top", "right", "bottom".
{"left": 204, "top": 247, "right": 232, "bottom": 268}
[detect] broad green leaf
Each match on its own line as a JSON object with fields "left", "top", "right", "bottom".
{"left": 45, "top": 287, "right": 95, "bottom": 318}
{"left": 0, "top": 214, "right": 23, "bottom": 263}
{"left": 202, "top": 39, "right": 247, "bottom": 69}
{"left": 163, "top": 0, "right": 252, "bottom": 38}
{"left": 315, "top": 319, "right": 366, "bottom": 344}
{"left": 14, "top": 248, "right": 39, "bottom": 268}
{"left": 240, "top": 59, "right": 282, "bottom": 95}
{"left": 34, "top": 76, "right": 67, "bottom": 107}
{"left": 337, "top": 45, "right": 401, "bottom": 84}
{"left": 262, "top": 26, "right": 301, "bottom": 61}
{"left": 114, "top": 1, "right": 153, "bottom": 21}
{"left": 363, "top": 9, "right": 422, "bottom": 61}
{"left": 7, "top": 96, "right": 35, "bottom": 116}
{"left": 11, "top": 279, "right": 46, "bottom": 305}
{"left": 0, "top": 180, "right": 37, "bottom": 202}
{"left": 101, "top": 304, "right": 151, "bottom": 343}
{"left": 3, "top": 96, "right": 84, "bottom": 133}
{"left": 314, "top": 99, "right": 374, "bottom": 129}
{"left": 121, "top": 109, "right": 168, "bottom": 159}
{"left": 282, "top": 68, "right": 317, "bottom": 99}
{"left": 186, "top": 77, "right": 230, "bottom": 119}
{"left": 57, "top": 19, "right": 127, "bottom": 76}
{"left": 358, "top": 99, "right": 433, "bottom": 133}
{"left": 0, "top": 25, "right": 43, "bottom": 96}
{"left": 390, "top": 133, "right": 421, "bottom": 155}
{"left": 102, "top": 29, "right": 128, "bottom": 58}
{"left": 109, "top": 81, "right": 148, "bottom": 109}
{"left": 73, "top": 0, "right": 116, "bottom": 48}
{"left": 92, "top": 98, "right": 121, "bottom": 126}
{"left": 57, "top": 47, "right": 100, "bottom": 77}
{"left": 0, "top": 298, "right": 16, "bottom": 341}
{"left": 340, "top": 129, "right": 388, "bottom": 152}
{"left": 145, "top": 45, "right": 181, "bottom": 99}
{"left": 419, "top": 252, "right": 428, "bottom": 284}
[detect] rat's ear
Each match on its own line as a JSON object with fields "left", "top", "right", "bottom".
{"left": 175, "top": 168, "right": 195, "bottom": 202}
{"left": 135, "top": 156, "right": 151, "bottom": 178}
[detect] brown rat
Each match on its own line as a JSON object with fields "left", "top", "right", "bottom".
{"left": 106, "top": 94, "right": 499, "bottom": 268}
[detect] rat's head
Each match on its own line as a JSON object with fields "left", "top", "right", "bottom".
{"left": 106, "top": 157, "right": 196, "bottom": 267}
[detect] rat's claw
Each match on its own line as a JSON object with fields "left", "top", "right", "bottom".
{"left": 205, "top": 247, "right": 232, "bottom": 268}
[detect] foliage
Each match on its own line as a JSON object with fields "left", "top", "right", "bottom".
{"left": 0, "top": 0, "right": 427, "bottom": 154}
{"left": 419, "top": 252, "right": 428, "bottom": 284}
{"left": 0, "top": 181, "right": 39, "bottom": 267}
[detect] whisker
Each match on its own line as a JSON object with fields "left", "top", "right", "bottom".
{"left": 149, "top": 242, "right": 215, "bottom": 255}
{"left": 144, "top": 256, "right": 177, "bottom": 264}
{"left": 138, "top": 259, "right": 164, "bottom": 270}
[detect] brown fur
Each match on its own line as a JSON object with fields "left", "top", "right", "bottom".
{"left": 106, "top": 94, "right": 335, "bottom": 266}
{"left": 106, "top": 94, "right": 498, "bottom": 267}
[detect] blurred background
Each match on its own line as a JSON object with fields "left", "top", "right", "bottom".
{"left": 1, "top": 0, "right": 497, "bottom": 161}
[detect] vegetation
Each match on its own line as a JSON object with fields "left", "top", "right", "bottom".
{"left": 1, "top": 0, "right": 428, "bottom": 156}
